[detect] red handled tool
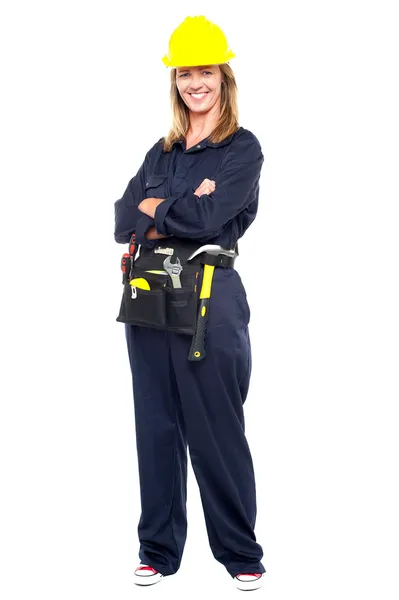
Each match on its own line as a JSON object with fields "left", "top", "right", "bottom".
{"left": 129, "top": 233, "right": 136, "bottom": 257}
{"left": 121, "top": 253, "right": 131, "bottom": 284}
{"left": 125, "top": 232, "right": 137, "bottom": 281}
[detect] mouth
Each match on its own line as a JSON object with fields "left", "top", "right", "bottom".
{"left": 189, "top": 92, "right": 209, "bottom": 101}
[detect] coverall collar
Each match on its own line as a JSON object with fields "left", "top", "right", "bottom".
{"left": 174, "top": 127, "right": 242, "bottom": 152}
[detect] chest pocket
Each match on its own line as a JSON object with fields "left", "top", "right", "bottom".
{"left": 145, "top": 174, "right": 169, "bottom": 199}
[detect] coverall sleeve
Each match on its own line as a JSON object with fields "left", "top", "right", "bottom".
{"left": 114, "top": 150, "right": 151, "bottom": 244}
{"left": 153, "top": 133, "right": 264, "bottom": 240}
{"left": 134, "top": 214, "right": 160, "bottom": 249}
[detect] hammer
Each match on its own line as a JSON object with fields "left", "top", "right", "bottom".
{"left": 188, "top": 248, "right": 236, "bottom": 361}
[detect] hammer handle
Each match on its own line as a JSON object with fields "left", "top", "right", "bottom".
{"left": 188, "top": 298, "right": 209, "bottom": 361}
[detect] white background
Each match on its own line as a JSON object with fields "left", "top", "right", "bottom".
{"left": 1, "top": 1, "right": 398, "bottom": 598}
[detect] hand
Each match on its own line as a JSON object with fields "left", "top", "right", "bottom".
{"left": 145, "top": 226, "right": 171, "bottom": 240}
{"left": 138, "top": 197, "right": 165, "bottom": 218}
{"left": 194, "top": 178, "right": 216, "bottom": 198}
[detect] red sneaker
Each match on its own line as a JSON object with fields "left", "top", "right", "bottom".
{"left": 233, "top": 572, "right": 264, "bottom": 591}
{"left": 133, "top": 563, "right": 163, "bottom": 586}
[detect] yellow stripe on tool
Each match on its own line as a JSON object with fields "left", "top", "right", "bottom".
{"left": 199, "top": 264, "right": 215, "bottom": 299}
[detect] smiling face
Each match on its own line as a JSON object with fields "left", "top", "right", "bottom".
{"left": 175, "top": 65, "right": 223, "bottom": 114}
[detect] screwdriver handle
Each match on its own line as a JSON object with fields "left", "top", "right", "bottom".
{"left": 127, "top": 232, "right": 137, "bottom": 280}
{"left": 121, "top": 253, "right": 131, "bottom": 284}
{"left": 129, "top": 233, "right": 136, "bottom": 257}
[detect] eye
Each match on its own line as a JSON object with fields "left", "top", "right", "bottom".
{"left": 179, "top": 71, "right": 212, "bottom": 77}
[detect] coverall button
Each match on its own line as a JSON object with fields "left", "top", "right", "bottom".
{"left": 197, "top": 144, "right": 201, "bottom": 148}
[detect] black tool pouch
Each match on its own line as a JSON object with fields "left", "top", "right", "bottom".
{"left": 116, "top": 238, "right": 212, "bottom": 335}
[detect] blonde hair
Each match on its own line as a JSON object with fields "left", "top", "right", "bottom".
{"left": 162, "top": 63, "right": 239, "bottom": 152}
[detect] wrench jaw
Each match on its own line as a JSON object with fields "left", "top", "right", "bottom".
{"left": 163, "top": 256, "right": 183, "bottom": 289}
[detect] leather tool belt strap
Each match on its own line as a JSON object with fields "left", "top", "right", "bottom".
{"left": 116, "top": 236, "right": 237, "bottom": 334}
{"left": 198, "top": 252, "right": 236, "bottom": 268}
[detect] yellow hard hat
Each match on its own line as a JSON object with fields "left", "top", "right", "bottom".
{"left": 162, "top": 15, "right": 235, "bottom": 68}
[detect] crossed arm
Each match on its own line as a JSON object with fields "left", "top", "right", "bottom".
{"left": 115, "top": 133, "right": 263, "bottom": 244}
{"left": 138, "top": 178, "right": 216, "bottom": 239}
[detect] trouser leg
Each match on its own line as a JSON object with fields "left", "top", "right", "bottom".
{"left": 125, "top": 323, "right": 188, "bottom": 576}
{"left": 169, "top": 267, "right": 266, "bottom": 578}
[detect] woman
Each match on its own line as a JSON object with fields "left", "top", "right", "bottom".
{"left": 114, "top": 15, "right": 266, "bottom": 591}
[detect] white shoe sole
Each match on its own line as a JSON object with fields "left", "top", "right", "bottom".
{"left": 133, "top": 572, "right": 163, "bottom": 586}
{"left": 234, "top": 573, "right": 264, "bottom": 591}
{"left": 133, "top": 566, "right": 163, "bottom": 586}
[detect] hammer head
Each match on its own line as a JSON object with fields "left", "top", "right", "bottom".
{"left": 204, "top": 248, "right": 236, "bottom": 258}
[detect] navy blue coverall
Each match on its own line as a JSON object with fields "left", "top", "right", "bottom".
{"left": 114, "top": 126, "right": 266, "bottom": 578}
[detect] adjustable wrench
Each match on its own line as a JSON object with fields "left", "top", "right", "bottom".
{"left": 163, "top": 256, "right": 183, "bottom": 288}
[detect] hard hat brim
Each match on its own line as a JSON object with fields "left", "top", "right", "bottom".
{"left": 162, "top": 51, "right": 235, "bottom": 68}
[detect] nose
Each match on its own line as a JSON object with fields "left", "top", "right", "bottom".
{"left": 188, "top": 74, "right": 206, "bottom": 92}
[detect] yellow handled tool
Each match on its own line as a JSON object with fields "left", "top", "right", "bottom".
{"left": 129, "top": 278, "right": 151, "bottom": 290}
{"left": 188, "top": 264, "right": 215, "bottom": 361}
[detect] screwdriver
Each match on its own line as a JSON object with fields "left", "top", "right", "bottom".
{"left": 129, "top": 232, "right": 136, "bottom": 257}
{"left": 121, "top": 253, "right": 131, "bottom": 284}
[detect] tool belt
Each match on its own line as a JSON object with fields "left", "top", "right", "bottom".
{"left": 116, "top": 236, "right": 237, "bottom": 335}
